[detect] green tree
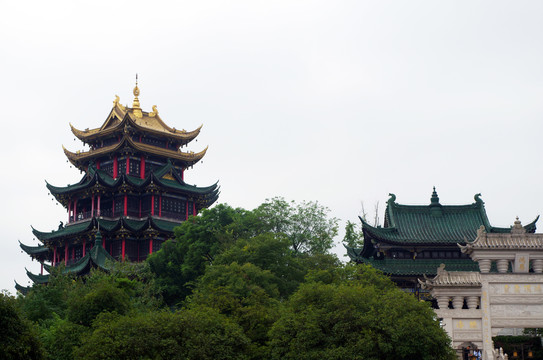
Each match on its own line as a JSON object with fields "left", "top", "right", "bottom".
{"left": 269, "top": 264, "right": 456, "bottom": 360}
{"left": 40, "top": 315, "right": 87, "bottom": 360}
{"left": 256, "top": 197, "right": 338, "bottom": 254}
{"left": 147, "top": 204, "right": 248, "bottom": 305}
{"left": 342, "top": 220, "right": 364, "bottom": 249}
{"left": 67, "top": 280, "right": 130, "bottom": 327}
{"left": 18, "top": 268, "right": 75, "bottom": 324}
{"left": 214, "top": 233, "right": 306, "bottom": 297}
{"left": 187, "top": 262, "right": 281, "bottom": 355}
{"left": 75, "top": 307, "right": 250, "bottom": 360}
{"left": 0, "top": 292, "right": 44, "bottom": 360}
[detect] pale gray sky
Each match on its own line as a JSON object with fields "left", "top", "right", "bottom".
{"left": 1, "top": 1, "right": 542, "bottom": 293}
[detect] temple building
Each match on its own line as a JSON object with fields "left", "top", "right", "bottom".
{"left": 17, "top": 83, "right": 219, "bottom": 290}
{"left": 345, "top": 189, "right": 538, "bottom": 297}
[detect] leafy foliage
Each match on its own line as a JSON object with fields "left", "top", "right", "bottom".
{"left": 0, "top": 292, "right": 44, "bottom": 360}
{"left": 269, "top": 265, "right": 456, "bottom": 360}
{"left": 342, "top": 220, "right": 364, "bottom": 249}
{"left": 75, "top": 307, "right": 250, "bottom": 360}
{"left": 11, "top": 199, "right": 456, "bottom": 359}
{"left": 256, "top": 197, "right": 339, "bottom": 254}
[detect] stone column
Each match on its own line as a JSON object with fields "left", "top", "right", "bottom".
{"left": 532, "top": 259, "right": 543, "bottom": 273}
{"left": 496, "top": 259, "right": 508, "bottom": 273}
{"left": 452, "top": 296, "right": 464, "bottom": 309}
{"left": 478, "top": 259, "right": 491, "bottom": 273}
{"left": 437, "top": 296, "right": 449, "bottom": 310}
{"left": 466, "top": 296, "right": 479, "bottom": 309}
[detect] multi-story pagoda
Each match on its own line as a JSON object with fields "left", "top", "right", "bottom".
{"left": 17, "top": 83, "right": 219, "bottom": 290}
{"left": 345, "top": 189, "right": 538, "bottom": 297}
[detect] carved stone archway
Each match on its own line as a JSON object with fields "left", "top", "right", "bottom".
{"left": 420, "top": 219, "right": 543, "bottom": 360}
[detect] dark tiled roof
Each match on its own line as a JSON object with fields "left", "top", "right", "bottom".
{"left": 362, "top": 258, "right": 479, "bottom": 276}
{"left": 362, "top": 193, "right": 537, "bottom": 245}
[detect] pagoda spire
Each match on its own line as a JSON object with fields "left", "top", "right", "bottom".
{"left": 132, "top": 74, "right": 142, "bottom": 118}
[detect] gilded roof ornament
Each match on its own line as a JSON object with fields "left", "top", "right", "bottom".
{"left": 132, "top": 74, "right": 142, "bottom": 118}
{"left": 149, "top": 105, "right": 158, "bottom": 118}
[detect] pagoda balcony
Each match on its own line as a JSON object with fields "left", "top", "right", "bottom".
{"left": 72, "top": 210, "right": 94, "bottom": 223}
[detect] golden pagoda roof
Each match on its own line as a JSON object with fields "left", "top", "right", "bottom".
{"left": 63, "top": 134, "right": 208, "bottom": 170}
{"left": 70, "top": 95, "right": 202, "bottom": 144}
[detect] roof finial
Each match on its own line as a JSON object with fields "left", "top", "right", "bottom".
{"left": 430, "top": 186, "right": 441, "bottom": 206}
{"left": 132, "top": 74, "right": 143, "bottom": 118}
{"left": 133, "top": 73, "right": 141, "bottom": 109}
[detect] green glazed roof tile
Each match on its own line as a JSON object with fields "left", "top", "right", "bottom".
{"left": 32, "top": 220, "right": 93, "bottom": 241}
{"left": 362, "top": 258, "right": 479, "bottom": 276}
{"left": 19, "top": 241, "right": 50, "bottom": 255}
{"left": 362, "top": 193, "right": 538, "bottom": 245}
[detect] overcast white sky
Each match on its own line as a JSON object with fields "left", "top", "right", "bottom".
{"left": 1, "top": 1, "right": 542, "bottom": 293}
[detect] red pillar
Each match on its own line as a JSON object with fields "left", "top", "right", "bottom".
{"left": 140, "top": 157, "right": 145, "bottom": 179}
{"left": 126, "top": 158, "right": 130, "bottom": 175}
{"left": 181, "top": 168, "right": 184, "bottom": 181}
{"left": 68, "top": 201, "right": 72, "bottom": 223}
{"left": 53, "top": 247, "right": 56, "bottom": 266}
{"left": 96, "top": 161, "right": 100, "bottom": 169}
{"left": 149, "top": 239, "right": 153, "bottom": 255}
{"left": 41, "top": 263, "right": 43, "bottom": 275}
{"left": 97, "top": 195, "right": 101, "bottom": 216}
{"left": 64, "top": 245, "right": 68, "bottom": 265}
{"left": 91, "top": 194, "right": 95, "bottom": 217}
{"left": 83, "top": 242, "right": 86, "bottom": 257}
{"left": 159, "top": 195, "right": 162, "bottom": 217}
{"left": 124, "top": 195, "right": 127, "bottom": 216}
{"left": 151, "top": 195, "right": 155, "bottom": 216}
{"left": 113, "top": 156, "right": 118, "bottom": 178}
{"left": 121, "top": 238, "right": 126, "bottom": 261}
{"left": 74, "top": 198, "right": 78, "bottom": 221}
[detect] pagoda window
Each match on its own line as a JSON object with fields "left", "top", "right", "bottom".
{"left": 101, "top": 160, "right": 114, "bottom": 177}
{"left": 141, "top": 195, "right": 152, "bottom": 216}
{"left": 114, "top": 195, "right": 124, "bottom": 216}
{"left": 127, "top": 196, "right": 139, "bottom": 217}
{"left": 152, "top": 239, "right": 163, "bottom": 253}
{"left": 74, "top": 245, "right": 83, "bottom": 262}
{"left": 161, "top": 196, "right": 186, "bottom": 220}
{"left": 100, "top": 197, "right": 113, "bottom": 218}
{"left": 128, "top": 157, "right": 140, "bottom": 177}
{"left": 110, "top": 239, "right": 122, "bottom": 259}
{"left": 125, "top": 239, "right": 138, "bottom": 261}
{"left": 118, "top": 157, "right": 127, "bottom": 175}
{"left": 140, "top": 239, "right": 151, "bottom": 260}
{"left": 153, "top": 196, "right": 160, "bottom": 216}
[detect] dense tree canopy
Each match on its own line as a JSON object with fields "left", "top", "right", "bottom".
{"left": 0, "top": 292, "right": 44, "bottom": 360}
{"left": 269, "top": 265, "right": 455, "bottom": 360}
{"left": 9, "top": 199, "right": 456, "bottom": 360}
